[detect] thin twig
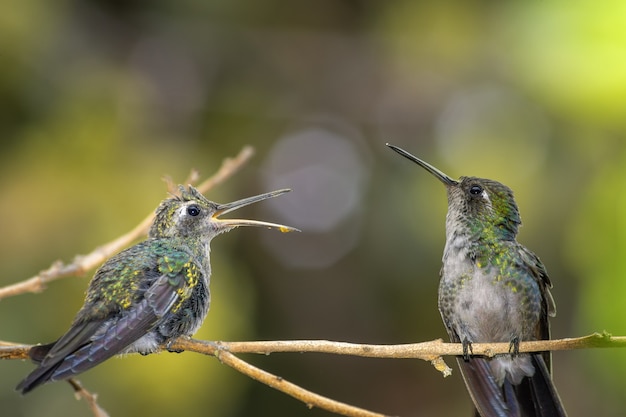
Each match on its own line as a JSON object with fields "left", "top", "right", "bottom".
{"left": 68, "top": 379, "right": 110, "bottom": 417}
{"left": 214, "top": 348, "right": 391, "bottom": 417}
{"left": 0, "top": 146, "right": 255, "bottom": 301}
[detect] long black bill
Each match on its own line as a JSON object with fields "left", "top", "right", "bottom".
{"left": 213, "top": 189, "right": 300, "bottom": 232}
{"left": 386, "top": 143, "right": 458, "bottom": 186}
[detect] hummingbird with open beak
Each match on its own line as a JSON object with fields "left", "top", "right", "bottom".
{"left": 17, "top": 185, "right": 298, "bottom": 394}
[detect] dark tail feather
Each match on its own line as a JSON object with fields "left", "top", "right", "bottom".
{"left": 514, "top": 355, "right": 567, "bottom": 417}
{"left": 15, "top": 342, "right": 59, "bottom": 394}
{"left": 16, "top": 361, "right": 62, "bottom": 394}
{"left": 457, "top": 357, "right": 517, "bottom": 417}
{"left": 15, "top": 342, "right": 60, "bottom": 394}
{"left": 16, "top": 321, "right": 116, "bottom": 394}
{"left": 15, "top": 339, "right": 94, "bottom": 394}
{"left": 459, "top": 355, "right": 567, "bottom": 417}
{"left": 503, "top": 380, "right": 522, "bottom": 417}
{"left": 17, "top": 340, "right": 119, "bottom": 394}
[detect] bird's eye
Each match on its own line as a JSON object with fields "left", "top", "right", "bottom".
{"left": 187, "top": 205, "right": 201, "bottom": 216}
{"left": 469, "top": 185, "right": 483, "bottom": 196}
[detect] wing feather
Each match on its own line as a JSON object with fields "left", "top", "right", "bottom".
{"left": 17, "top": 246, "right": 199, "bottom": 394}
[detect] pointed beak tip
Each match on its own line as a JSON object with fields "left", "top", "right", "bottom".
{"left": 273, "top": 188, "right": 292, "bottom": 197}
{"left": 385, "top": 142, "right": 398, "bottom": 151}
{"left": 279, "top": 225, "right": 301, "bottom": 233}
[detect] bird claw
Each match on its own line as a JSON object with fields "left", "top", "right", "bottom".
{"left": 165, "top": 339, "right": 184, "bottom": 354}
{"left": 462, "top": 339, "right": 473, "bottom": 361}
{"left": 508, "top": 337, "right": 520, "bottom": 356}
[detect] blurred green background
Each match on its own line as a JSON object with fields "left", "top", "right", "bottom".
{"left": 1, "top": 0, "right": 626, "bottom": 416}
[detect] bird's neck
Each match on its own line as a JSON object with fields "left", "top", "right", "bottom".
{"left": 444, "top": 212, "right": 516, "bottom": 268}
{"left": 445, "top": 210, "right": 516, "bottom": 245}
{"left": 166, "top": 237, "right": 212, "bottom": 275}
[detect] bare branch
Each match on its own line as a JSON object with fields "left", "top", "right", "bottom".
{"left": 4, "top": 332, "right": 625, "bottom": 364}
{"left": 213, "top": 331, "right": 626, "bottom": 359}
{"left": 3, "top": 333, "right": 625, "bottom": 417}
{"left": 0, "top": 146, "right": 255, "bottom": 301}
{"left": 166, "top": 332, "right": 626, "bottom": 378}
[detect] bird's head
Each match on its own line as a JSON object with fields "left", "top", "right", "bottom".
{"left": 150, "top": 185, "right": 299, "bottom": 241}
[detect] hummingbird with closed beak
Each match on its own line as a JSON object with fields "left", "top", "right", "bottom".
{"left": 387, "top": 144, "right": 566, "bottom": 417}
{"left": 17, "top": 185, "right": 298, "bottom": 394}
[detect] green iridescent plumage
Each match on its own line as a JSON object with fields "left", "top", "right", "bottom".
{"left": 387, "top": 144, "right": 566, "bottom": 417}
{"left": 17, "top": 185, "right": 297, "bottom": 394}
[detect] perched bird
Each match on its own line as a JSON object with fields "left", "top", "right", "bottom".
{"left": 387, "top": 144, "right": 567, "bottom": 417}
{"left": 17, "top": 185, "right": 298, "bottom": 394}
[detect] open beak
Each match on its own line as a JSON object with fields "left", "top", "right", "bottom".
{"left": 213, "top": 189, "right": 300, "bottom": 233}
{"left": 386, "top": 143, "right": 458, "bottom": 186}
